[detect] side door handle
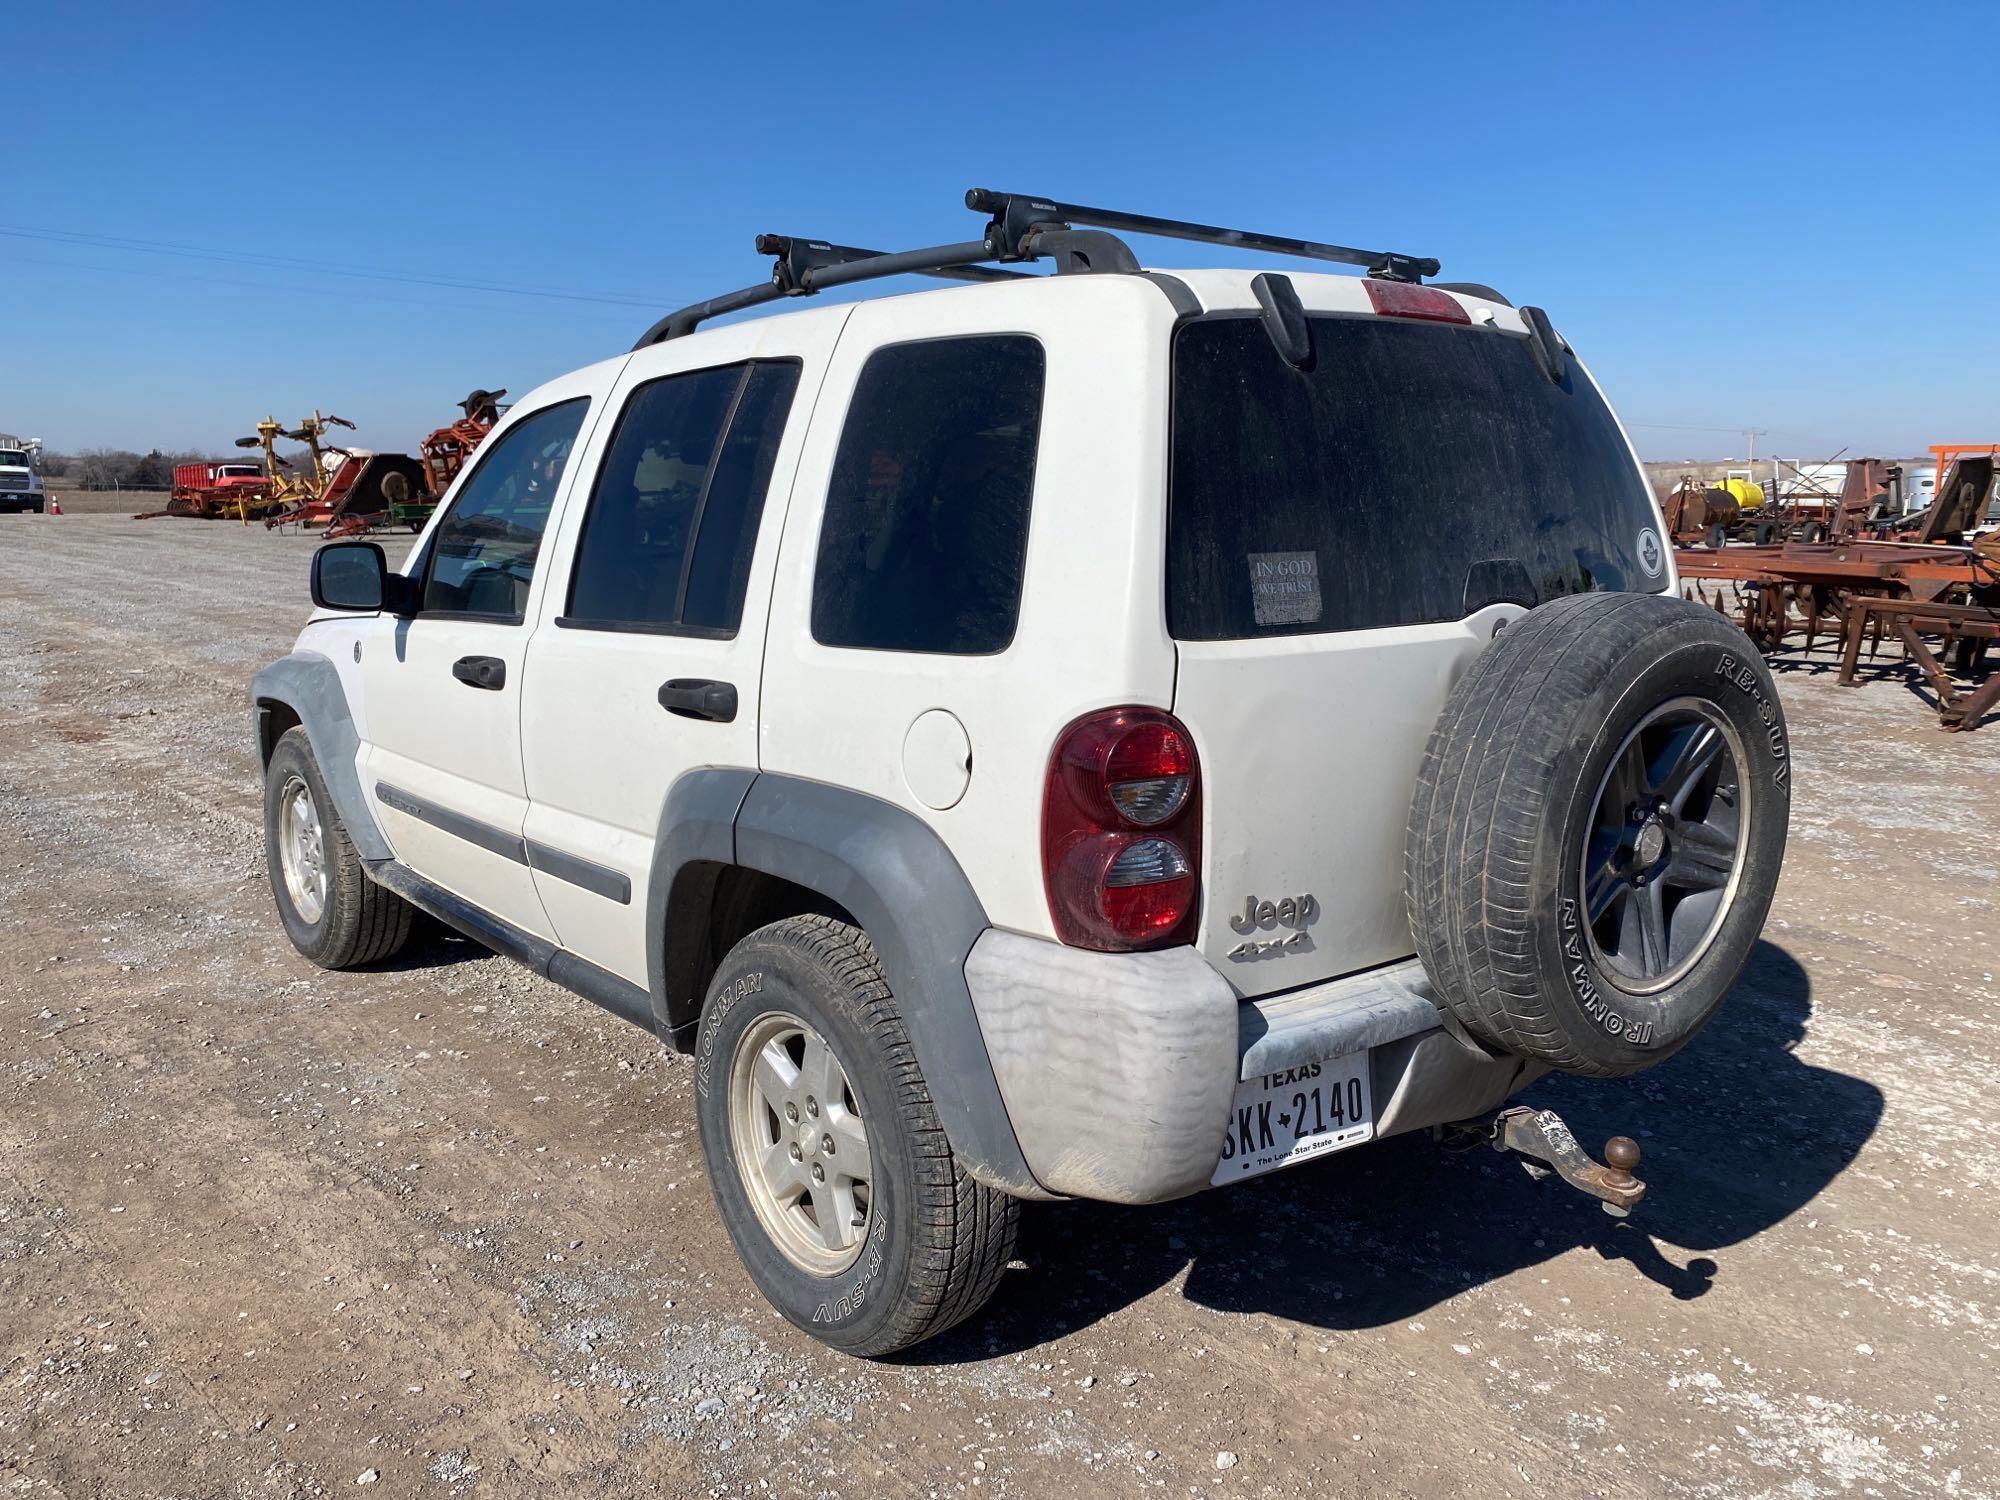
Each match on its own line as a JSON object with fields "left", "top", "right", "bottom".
{"left": 658, "top": 678, "right": 738, "bottom": 723}
{"left": 451, "top": 655, "right": 507, "bottom": 691}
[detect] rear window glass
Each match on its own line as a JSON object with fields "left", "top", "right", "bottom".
{"left": 1168, "top": 315, "right": 1662, "bottom": 641}
{"left": 811, "top": 335, "right": 1045, "bottom": 655}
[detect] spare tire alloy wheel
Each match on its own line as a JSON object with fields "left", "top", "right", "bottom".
{"left": 1406, "top": 592, "right": 1790, "bottom": 1078}
{"left": 1580, "top": 700, "right": 1746, "bottom": 993}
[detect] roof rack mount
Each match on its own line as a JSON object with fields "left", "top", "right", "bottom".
{"left": 634, "top": 189, "right": 1442, "bottom": 346}
{"left": 965, "top": 189, "right": 1439, "bottom": 284}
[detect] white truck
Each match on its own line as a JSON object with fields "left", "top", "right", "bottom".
{"left": 250, "top": 192, "right": 1790, "bottom": 1356}
{"left": 0, "top": 435, "right": 45, "bottom": 514}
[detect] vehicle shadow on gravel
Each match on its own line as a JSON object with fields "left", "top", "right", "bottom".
{"left": 361, "top": 915, "right": 496, "bottom": 973}
{"left": 905, "top": 940, "right": 1883, "bottom": 1361}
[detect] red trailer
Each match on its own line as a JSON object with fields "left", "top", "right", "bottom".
{"left": 166, "top": 461, "right": 275, "bottom": 519}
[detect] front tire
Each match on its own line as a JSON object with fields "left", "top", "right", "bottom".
{"left": 263, "top": 726, "right": 413, "bottom": 968}
{"left": 693, "top": 916, "right": 1019, "bottom": 1356}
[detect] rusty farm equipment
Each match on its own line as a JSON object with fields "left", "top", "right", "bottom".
{"left": 262, "top": 411, "right": 426, "bottom": 537}
{"left": 1662, "top": 474, "right": 1774, "bottom": 549}
{"left": 1676, "top": 527, "right": 2000, "bottom": 731}
{"left": 298, "top": 389, "right": 508, "bottom": 539}
{"left": 139, "top": 390, "right": 502, "bottom": 538}
{"left": 135, "top": 419, "right": 298, "bottom": 521}
{"left": 419, "top": 388, "right": 506, "bottom": 505}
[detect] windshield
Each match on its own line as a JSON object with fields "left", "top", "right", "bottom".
{"left": 0, "top": 451, "right": 28, "bottom": 469}
{"left": 1167, "top": 314, "right": 1663, "bottom": 641}
{"left": 220, "top": 464, "right": 262, "bottom": 477}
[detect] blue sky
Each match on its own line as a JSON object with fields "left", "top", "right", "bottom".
{"left": 3, "top": 2, "right": 1993, "bottom": 461}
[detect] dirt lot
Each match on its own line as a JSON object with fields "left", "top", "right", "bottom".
{"left": 2, "top": 515, "right": 1995, "bottom": 1500}
{"left": 36, "top": 490, "right": 184, "bottom": 517}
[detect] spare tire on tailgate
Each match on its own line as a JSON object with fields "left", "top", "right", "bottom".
{"left": 1406, "top": 592, "right": 1790, "bottom": 1078}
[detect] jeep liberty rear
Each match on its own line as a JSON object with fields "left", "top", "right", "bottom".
{"left": 252, "top": 191, "right": 1787, "bottom": 1356}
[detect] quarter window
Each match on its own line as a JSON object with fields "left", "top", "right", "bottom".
{"left": 811, "top": 336, "right": 1045, "bottom": 655}
{"left": 423, "top": 398, "right": 589, "bottom": 619}
{"left": 566, "top": 361, "right": 800, "bottom": 634}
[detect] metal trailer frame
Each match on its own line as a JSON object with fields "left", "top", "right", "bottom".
{"left": 1676, "top": 539, "right": 2000, "bottom": 730}
{"left": 1836, "top": 595, "right": 2000, "bottom": 730}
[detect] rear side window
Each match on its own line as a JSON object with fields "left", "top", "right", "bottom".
{"left": 1168, "top": 316, "right": 1661, "bottom": 640}
{"left": 811, "top": 336, "right": 1045, "bottom": 654}
{"left": 566, "top": 361, "right": 800, "bottom": 635}
{"left": 424, "top": 398, "right": 589, "bottom": 620}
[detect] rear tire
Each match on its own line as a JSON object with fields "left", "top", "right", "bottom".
{"left": 693, "top": 915, "right": 1019, "bottom": 1356}
{"left": 263, "top": 727, "right": 413, "bottom": 968}
{"left": 1406, "top": 593, "right": 1790, "bottom": 1077}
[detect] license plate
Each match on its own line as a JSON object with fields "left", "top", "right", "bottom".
{"left": 1211, "top": 1052, "right": 1373, "bottom": 1185}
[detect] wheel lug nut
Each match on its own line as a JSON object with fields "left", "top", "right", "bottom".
{"left": 811, "top": 1163, "right": 825, "bottom": 1183}
{"left": 806, "top": 1098, "right": 819, "bottom": 1118}
{"left": 788, "top": 1143, "right": 802, "bottom": 1162}
{"left": 785, "top": 1102, "right": 799, "bottom": 1123}
{"left": 821, "top": 1134, "right": 835, "bottom": 1156}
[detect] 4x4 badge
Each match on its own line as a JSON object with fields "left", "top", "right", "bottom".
{"left": 1637, "top": 527, "right": 1665, "bottom": 578}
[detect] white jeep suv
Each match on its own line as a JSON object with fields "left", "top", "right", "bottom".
{"left": 253, "top": 192, "right": 1790, "bottom": 1355}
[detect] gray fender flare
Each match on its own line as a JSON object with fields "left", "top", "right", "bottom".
{"left": 647, "top": 769, "right": 1046, "bottom": 1199}
{"left": 249, "top": 653, "right": 391, "bottom": 862}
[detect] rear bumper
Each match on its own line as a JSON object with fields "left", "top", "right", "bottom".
{"left": 963, "top": 931, "right": 1541, "bottom": 1204}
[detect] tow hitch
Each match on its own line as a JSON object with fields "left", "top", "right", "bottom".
{"left": 1444, "top": 1106, "right": 1646, "bottom": 1217}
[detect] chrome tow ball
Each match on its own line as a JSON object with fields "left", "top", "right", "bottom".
{"left": 1492, "top": 1106, "right": 1646, "bottom": 1217}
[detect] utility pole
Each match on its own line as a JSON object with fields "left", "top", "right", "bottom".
{"left": 1743, "top": 428, "right": 1767, "bottom": 462}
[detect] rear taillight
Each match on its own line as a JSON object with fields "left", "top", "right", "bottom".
{"left": 1042, "top": 708, "right": 1201, "bottom": 951}
{"left": 1363, "top": 280, "right": 1471, "bottom": 325}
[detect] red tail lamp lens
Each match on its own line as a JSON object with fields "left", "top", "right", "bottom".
{"left": 1043, "top": 709, "right": 1202, "bottom": 951}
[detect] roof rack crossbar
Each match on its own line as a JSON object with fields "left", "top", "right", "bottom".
{"left": 801, "top": 239, "right": 1006, "bottom": 292}
{"left": 965, "top": 188, "right": 1440, "bottom": 283}
{"left": 634, "top": 233, "right": 1037, "bottom": 347}
{"left": 758, "top": 235, "right": 1030, "bottom": 287}
{"left": 633, "top": 187, "right": 1437, "bottom": 347}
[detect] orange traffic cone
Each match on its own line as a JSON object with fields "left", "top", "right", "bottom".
{"left": 48, "top": 498, "right": 61, "bottom": 515}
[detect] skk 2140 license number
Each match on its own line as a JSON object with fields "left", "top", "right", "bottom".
{"left": 1211, "top": 1052, "right": 1373, "bottom": 1185}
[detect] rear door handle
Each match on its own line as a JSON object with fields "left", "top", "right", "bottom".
{"left": 451, "top": 655, "right": 507, "bottom": 691}
{"left": 658, "top": 678, "right": 737, "bottom": 723}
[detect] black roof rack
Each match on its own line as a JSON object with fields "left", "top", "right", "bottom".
{"left": 966, "top": 189, "right": 1440, "bottom": 285}
{"left": 632, "top": 190, "right": 1441, "bottom": 348}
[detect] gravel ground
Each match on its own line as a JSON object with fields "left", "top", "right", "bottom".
{"left": 2, "top": 515, "right": 1995, "bottom": 1499}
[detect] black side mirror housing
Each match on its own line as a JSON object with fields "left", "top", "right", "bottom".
{"left": 310, "top": 541, "right": 398, "bottom": 613}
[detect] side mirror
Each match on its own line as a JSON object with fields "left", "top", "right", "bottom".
{"left": 310, "top": 541, "right": 391, "bottom": 612}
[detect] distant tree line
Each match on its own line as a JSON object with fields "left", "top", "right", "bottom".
{"left": 39, "top": 447, "right": 317, "bottom": 489}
